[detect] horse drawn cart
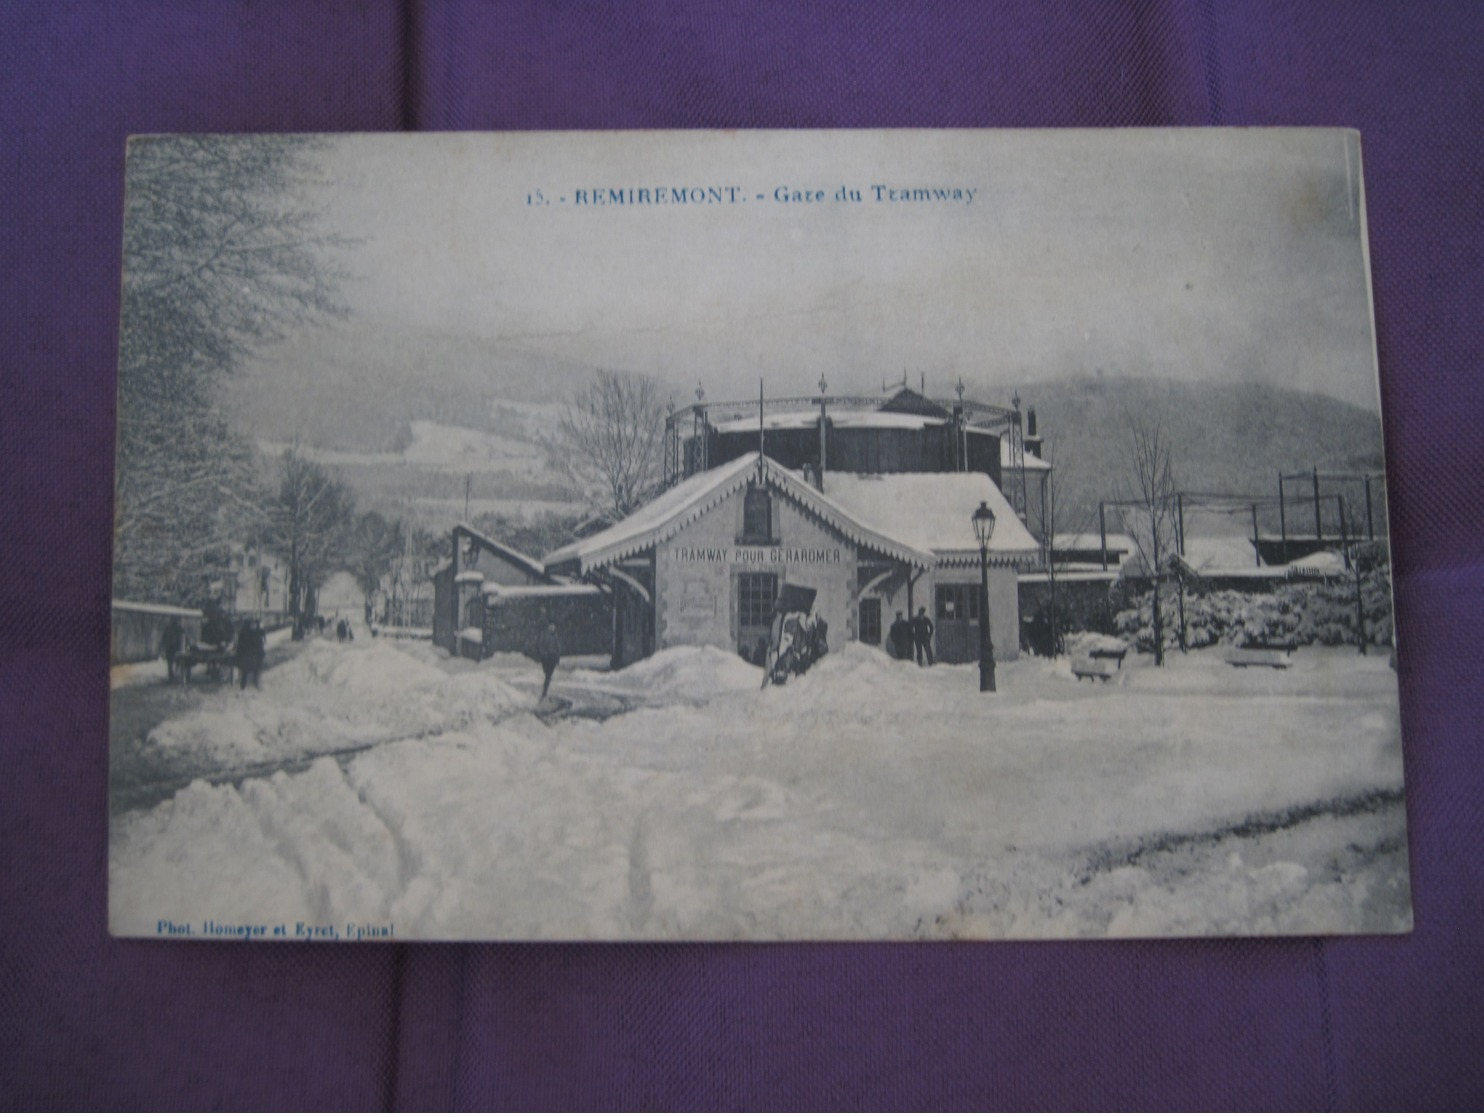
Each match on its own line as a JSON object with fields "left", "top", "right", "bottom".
{"left": 174, "top": 642, "right": 236, "bottom": 685}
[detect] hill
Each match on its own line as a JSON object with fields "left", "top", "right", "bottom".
{"left": 224, "top": 324, "right": 1389, "bottom": 541}
{"left": 224, "top": 320, "right": 685, "bottom": 527}
{"left": 1018, "top": 375, "right": 1386, "bottom": 538}
{"left": 226, "top": 319, "right": 655, "bottom": 452}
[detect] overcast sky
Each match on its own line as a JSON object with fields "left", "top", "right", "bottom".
{"left": 303, "top": 129, "right": 1381, "bottom": 412}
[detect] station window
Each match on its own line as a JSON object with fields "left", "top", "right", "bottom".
{"left": 738, "top": 572, "right": 778, "bottom": 629}
{"left": 935, "top": 584, "right": 980, "bottom": 622}
{"left": 858, "top": 598, "right": 881, "bottom": 645}
{"left": 740, "top": 485, "right": 773, "bottom": 544}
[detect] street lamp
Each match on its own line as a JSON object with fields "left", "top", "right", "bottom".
{"left": 972, "top": 500, "right": 997, "bottom": 692}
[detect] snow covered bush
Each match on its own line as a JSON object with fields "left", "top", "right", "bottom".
{"left": 1113, "top": 585, "right": 1187, "bottom": 653}
{"left": 1113, "top": 563, "right": 1393, "bottom": 652}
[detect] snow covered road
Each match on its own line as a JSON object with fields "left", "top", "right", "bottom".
{"left": 109, "top": 638, "right": 1411, "bottom": 940}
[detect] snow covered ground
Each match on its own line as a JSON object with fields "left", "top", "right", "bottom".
{"left": 109, "top": 637, "right": 1411, "bottom": 941}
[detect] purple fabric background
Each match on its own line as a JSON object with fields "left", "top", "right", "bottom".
{"left": 2, "top": 1, "right": 1481, "bottom": 1108}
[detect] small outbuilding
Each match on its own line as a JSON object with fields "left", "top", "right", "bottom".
{"left": 432, "top": 523, "right": 609, "bottom": 661}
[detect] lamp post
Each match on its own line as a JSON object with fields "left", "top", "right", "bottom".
{"left": 972, "top": 500, "right": 997, "bottom": 692}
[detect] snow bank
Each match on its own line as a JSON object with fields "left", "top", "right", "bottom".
{"left": 1065, "top": 632, "right": 1129, "bottom": 656}
{"left": 275, "top": 638, "right": 445, "bottom": 696}
{"left": 112, "top": 639, "right": 1410, "bottom": 940}
{"left": 568, "top": 645, "right": 761, "bottom": 704}
{"left": 139, "top": 637, "right": 535, "bottom": 773}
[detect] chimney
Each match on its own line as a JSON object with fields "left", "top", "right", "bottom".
{"left": 1023, "top": 406, "right": 1043, "bottom": 457}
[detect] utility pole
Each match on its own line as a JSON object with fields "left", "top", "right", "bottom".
{"left": 1313, "top": 466, "right": 1323, "bottom": 545}
{"left": 1278, "top": 473, "right": 1287, "bottom": 559}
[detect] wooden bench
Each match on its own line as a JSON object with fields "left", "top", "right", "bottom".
{"left": 1071, "top": 646, "right": 1127, "bottom": 682}
{"left": 1224, "top": 641, "right": 1295, "bottom": 670}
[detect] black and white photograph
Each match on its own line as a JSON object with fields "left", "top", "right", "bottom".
{"left": 108, "top": 129, "right": 1409, "bottom": 940}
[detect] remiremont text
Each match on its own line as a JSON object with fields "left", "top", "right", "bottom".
{"left": 525, "top": 184, "right": 978, "bottom": 207}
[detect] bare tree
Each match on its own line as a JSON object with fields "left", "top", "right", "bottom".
{"left": 384, "top": 525, "right": 446, "bottom": 628}
{"left": 114, "top": 136, "right": 348, "bottom": 604}
{"left": 554, "top": 371, "right": 667, "bottom": 521}
{"left": 1038, "top": 434, "right": 1097, "bottom": 656}
{"left": 1120, "top": 410, "right": 1180, "bottom": 666}
{"left": 346, "top": 510, "right": 405, "bottom": 622}
{"left": 265, "top": 450, "right": 356, "bottom": 623}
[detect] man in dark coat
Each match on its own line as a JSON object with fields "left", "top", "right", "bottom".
{"left": 888, "top": 611, "right": 912, "bottom": 660}
{"left": 912, "top": 606, "right": 936, "bottom": 666}
{"left": 535, "top": 622, "right": 561, "bottom": 699}
{"left": 235, "top": 620, "right": 266, "bottom": 690}
{"left": 201, "top": 603, "right": 232, "bottom": 648}
{"left": 160, "top": 617, "right": 184, "bottom": 681}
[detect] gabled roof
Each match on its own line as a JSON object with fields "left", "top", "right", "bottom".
{"left": 544, "top": 454, "right": 936, "bottom": 574}
{"left": 544, "top": 455, "right": 1041, "bottom": 575}
{"left": 822, "top": 472, "right": 1041, "bottom": 568}
{"left": 453, "top": 522, "right": 549, "bottom": 582}
{"left": 879, "top": 387, "right": 950, "bottom": 418}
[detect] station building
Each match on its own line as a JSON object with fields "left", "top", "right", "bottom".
{"left": 436, "top": 386, "right": 1047, "bottom": 668}
{"left": 544, "top": 451, "right": 1039, "bottom": 668}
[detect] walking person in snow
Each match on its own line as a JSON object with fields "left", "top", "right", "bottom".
{"left": 536, "top": 622, "right": 561, "bottom": 700}
{"left": 160, "top": 616, "right": 183, "bottom": 681}
{"left": 912, "top": 606, "right": 936, "bottom": 666}
{"left": 888, "top": 610, "right": 913, "bottom": 661}
{"left": 235, "top": 619, "right": 266, "bottom": 690}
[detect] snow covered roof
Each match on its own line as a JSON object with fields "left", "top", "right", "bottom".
{"left": 1288, "top": 550, "right": 1347, "bottom": 577}
{"left": 999, "top": 439, "right": 1052, "bottom": 473}
{"left": 112, "top": 600, "right": 203, "bottom": 619}
{"left": 484, "top": 582, "right": 603, "bottom": 597}
{"left": 1018, "top": 569, "right": 1123, "bottom": 585}
{"left": 453, "top": 522, "right": 548, "bottom": 581}
{"left": 710, "top": 410, "right": 948, "bottom": 434}
{"left": 544, "top": 454, "right": 937, "bottom": 574}
{"left": 822, "top": 472, "right": 1041, "bottom": 567}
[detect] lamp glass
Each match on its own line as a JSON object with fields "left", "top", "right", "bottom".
{"left": 972, "top": 501, "right": 996, "bottom": 548}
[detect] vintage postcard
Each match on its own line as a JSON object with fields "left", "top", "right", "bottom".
{"left": 109, "top": 129, "right": 1409, "bottom": 940}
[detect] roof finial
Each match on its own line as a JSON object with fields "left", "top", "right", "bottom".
{"left": 695, "top": 381, "right": 706, "bottom": 403}
{"left": 818, "top": 374, "right": 828, "bottom": 396}
{"left": 757, "top": 377, "right": 766, "bottom": 480}
{"left": 955, "top": 376, "right": 966, "bottom": 402}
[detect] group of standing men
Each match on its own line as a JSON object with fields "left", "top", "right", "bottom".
{"left": 888, "top": 607, "right": 936, "bottom": 666}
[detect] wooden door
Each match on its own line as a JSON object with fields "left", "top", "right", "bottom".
{"left": 934, "top": 582, "right": 981, "bottom": 664}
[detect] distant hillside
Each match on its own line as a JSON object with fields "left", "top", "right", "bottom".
{"left": 1019, "top": 375, "right": 1386, "bottom": 538}
{"left": 225, "top": 327, "right": 1389, "bottom": 541}
{"left": 227, "top": 319, "right": 662, "bottom": 451}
